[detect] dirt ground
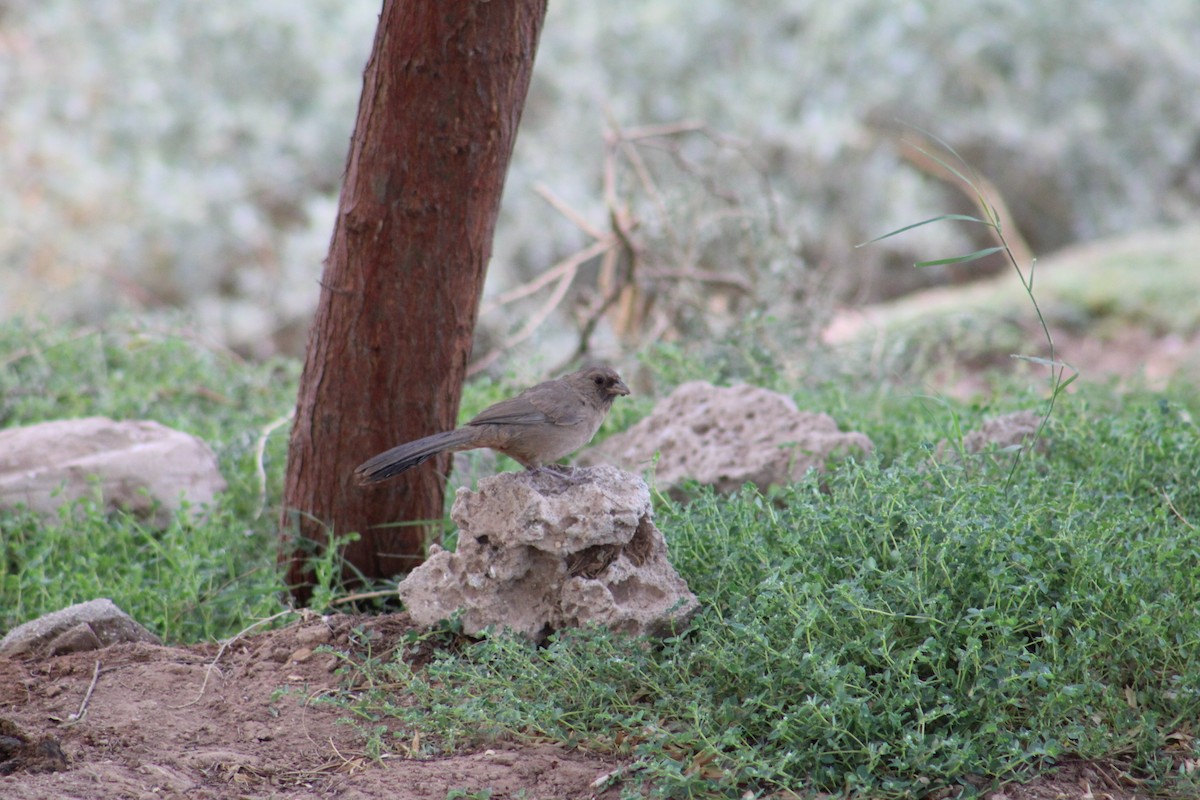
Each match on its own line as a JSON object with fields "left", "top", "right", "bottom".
{"left": 0, "top": 613, "right": 625, "bottom": 800}
{"left": 0, "top": 611, "right": 1166, "bottom": 800}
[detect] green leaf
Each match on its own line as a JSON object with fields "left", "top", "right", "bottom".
{"left": 857, "top": 215, "right": 992, "bottom": 247}
{"left": 914, "top": 246, "right": 1005, "bottom": 268}
{"left": 1010, "top": 354, "right": 1076, "bottom": 372}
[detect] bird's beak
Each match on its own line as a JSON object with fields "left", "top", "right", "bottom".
{"left": 611, "top": 379, "right": 631, "bottom": 397}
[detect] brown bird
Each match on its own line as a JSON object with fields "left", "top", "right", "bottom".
{"left": 354, "top": 365, "right": 630, "bottom": 485}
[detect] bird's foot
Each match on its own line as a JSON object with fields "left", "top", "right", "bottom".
{"left": 531, "top": 463, "right": 587, "bottom": 483}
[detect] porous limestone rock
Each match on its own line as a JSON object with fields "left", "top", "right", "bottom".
{"left": 398, "top": 465, "right": 697, "bottom": 641}
{"left": 0, "top": 417, "right": 225, "bottom": 526}
{"left": 960, "top": 410, "right": 1045, "bottom": 453}
{"left": 0, "top": 599, "right": 161, "bottom": 658}
{"left": 581, "top": 381, "right": 873, "bottom": 494}
{"left": 935, "top": 410, "right": 1047, "bottom": 462}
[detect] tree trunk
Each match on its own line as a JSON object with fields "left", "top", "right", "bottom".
{"left": 280, "top": 0, "right": 548, "bottom": 604}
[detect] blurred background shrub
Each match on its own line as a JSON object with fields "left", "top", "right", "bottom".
{"left": 3, "top": 0, "right": 1197, "bottom": 361}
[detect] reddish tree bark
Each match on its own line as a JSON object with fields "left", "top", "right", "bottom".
{"left": 280, "top": 0, "right": 548, "bottom": 604}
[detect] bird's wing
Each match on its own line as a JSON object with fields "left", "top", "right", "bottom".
{"left": 527, "top": 385, "right": 587, "bottom": 426}
{"left": 466, "top": 395, "right": 552, "bottom": 427}
{"left": 467, "top": 383, "right": 586, "bottom": 428}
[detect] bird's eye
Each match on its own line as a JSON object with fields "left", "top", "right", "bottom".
{"left": 594, "top": 376, "right": 605, "bottom": 385}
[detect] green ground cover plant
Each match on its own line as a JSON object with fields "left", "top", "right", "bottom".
{"left": 0, "top": 318, "right": 655, "bottom": 641}
{"left": 0, "top": 317, "right": 299, "bottom": 641}
{"left": 328, "top": 135, "right": 1200, "bottom": 790}
{"left": 3, "top": 316, "right": 1198, "bottom": 797}
{"left": 337, "top": 386, "right": 1200, "bottom": 797}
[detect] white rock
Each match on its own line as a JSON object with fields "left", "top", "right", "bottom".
{"left": 398, "top": 465, "right": 697, "bottom": 641}
{"left": 935, "top": 410, "right": 1047, "bottom": 462}
{"left": 0, "top": 417, "right": 225, "bottom": 526}
{"left": 582, "top": 381, "right": 873, "bottom": 494}
{"left": 0, "top": 598, "right": 160, "bottom": 658}
{"left": 960, "top": 410, "right": 1045, "bottom": 453}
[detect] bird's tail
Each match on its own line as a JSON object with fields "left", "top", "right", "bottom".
{"left": 354, "top": 428, "right": 476, "bottom": 484}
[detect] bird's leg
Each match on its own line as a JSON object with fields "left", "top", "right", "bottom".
{"left": 529, "top": 463, "right": 586, "bottom": 483}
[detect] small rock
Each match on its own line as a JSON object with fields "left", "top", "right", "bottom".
{"left": 293, "top": 624, "right": 332, "bottom": 647}
{"left": 240, "top": 721, "right": 272, "bottom": 742}
{"left": 45, "top": 623, "right": 105, "bottom": 657}
{"left": 0, "top": 416, "right": 226, "bottom": 527}
{"left": 936, "top": 410, "right": 1047, "bottom": 462}
{"left": 398, "top": 466, "right": 697, "bottom": 641}
{"left": 0, "top": 598, "right": 161, "bottom": 658}
{"left": 961, "top": 410, "right": 1045, "bottom": 453}
{"left": 582, "top": 381, "right": 873, "bottom": 494}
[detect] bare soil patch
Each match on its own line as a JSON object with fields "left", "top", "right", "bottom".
{"left": 0, "top": 612, "right": 1163, "bottom": 799}
{"left": 0, "top": 613, "right": 621, "bottom": 799}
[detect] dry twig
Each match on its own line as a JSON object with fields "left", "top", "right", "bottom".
{"left": 471, "top": 116, "right": 772, "bottom": 374}
{"left": 62, "top": 660, "right": 102, "bottom": 726}
{"left": 171, "top": 608, "right": 298, "bottom": 709}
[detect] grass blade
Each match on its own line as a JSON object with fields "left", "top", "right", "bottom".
{"left": 915, "top": 246, "right": 1004, "bottom": 268}
{"left": 858, "top": 214, "right": 990, "bottom": 247}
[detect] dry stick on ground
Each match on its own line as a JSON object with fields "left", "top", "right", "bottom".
{"left": 324, "top": 738, "right": 370, "bottom": 773}
{"left": 61, "top": 660, "right": 102, "bottom": 726}
{"left": 171, "top": 609, "right": 299, "bottom": 709}
{"left": 331, "top": 588, "right": 397, "bottom": 605}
